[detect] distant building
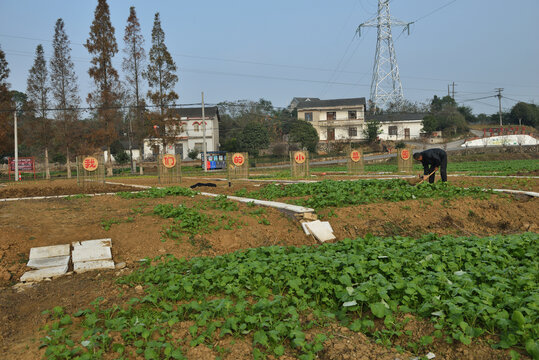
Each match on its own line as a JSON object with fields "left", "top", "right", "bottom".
{"left": 143, "top": 107, "right": 220, "bottom": 160}
{"left": 294, "top": 97, "right": 367, "bottom": 142}
{"left": 367, "top": 113, "right": 427, "bottom": 141}
{"left": 288, "top": 97, "right": 320, "bottom": 111}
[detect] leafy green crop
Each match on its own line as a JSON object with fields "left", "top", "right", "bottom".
{"left": 237, "top": 179, "right": 492, "bottom": 209}
{"left": 310, "top": 159, "right": 539, "bottom": 175}
{"left": 153, "top": 204, "right": 212, "bottom": 240}
{"left": 117, "top": 186, "right": 198, "bottom": 199}
{"left": 41, "top": 233, "right": 539, "bottom": 359}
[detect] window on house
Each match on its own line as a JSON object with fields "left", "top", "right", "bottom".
{"left": 194, "top": 143, "right": 203, "bottom": 152}
{"left": 389, "top": 126, "right": 398, "bottom": 136}
{"left": 348, "top": 111, "right": 357, "bottom": 120}
{"left": 194, "top": 123, "right": 200, "bottom": 132}
{"left": 327, "top": 112, "right": 336, "bottom": 120}
{"left": 348, "top": 127, "right": 357, "bottom": 137}
{"left": 305, "top": 112, "right": 313, "bottom": 122}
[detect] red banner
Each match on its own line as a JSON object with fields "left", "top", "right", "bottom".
{"left": 9, "top": 157, "right": 34, "bottom": 171}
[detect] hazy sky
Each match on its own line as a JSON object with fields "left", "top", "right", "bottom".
{"left": 1, "top": 0, "right": 538, "bottom": 115}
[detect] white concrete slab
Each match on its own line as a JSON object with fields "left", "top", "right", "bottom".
{"left": 29, "top": 244, "right": 70, "bottom": 260}
{"left": 27, "top": 255, "right": 70, "bottom": 269}
{"left": 72, "top": 238, "right": 112, "bottom": 248}
{"left": 301, "top": 222, "right": 311, "bottom": 235}
{"left": 74, "top": 260, "right": 115, "bottom": 273}
{"left": 20, "top": 264, "right": 68, "bottom": 282}
{"left": 492, "top": 189, "right": 539, "bottom": 198}
{"left": 200, "top": 192, "right": 315, "bottom": 214}
{"left": 305, "top": 221, "right": 336, "bottom": 243}
{"left": 72, "top": 246, "right": 112, "bottom": 263}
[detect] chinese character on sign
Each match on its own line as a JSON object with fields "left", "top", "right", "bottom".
{"left": 350, "top": 150, "right": 361, "bottom": 162}
{"left": 83, "top": 157, "right": 98, "bottom": 172}
{"left": 162, "top": 154, "right": 176, "bottom": 168}
{"left": 232, "top": 153, "right": 245, "bottom": 166}
{"left": 294, "top": 151, "right": 306, "bottom": 164}
{"left": 400, "top": 149, "right": 410, "bottom": 161}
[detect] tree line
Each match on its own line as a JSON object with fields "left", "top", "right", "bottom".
{"left": 0, "top": 0, "right": 178, "bottom": 177}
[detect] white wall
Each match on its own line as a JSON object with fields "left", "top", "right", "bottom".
{"left": 378, "top": 120, "right": 422, "bottom": 141}
{"left": 103, "top": 149, "right": 141, "bottom": 163}
{"left": 143, "top": 117, "right": 219, "bottom": 160}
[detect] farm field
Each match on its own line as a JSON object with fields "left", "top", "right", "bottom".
{"left": 0, "top": 168, "right": 538, "bottom": 359}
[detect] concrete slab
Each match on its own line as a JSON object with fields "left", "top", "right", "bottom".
{"left": 20, "top": 264, "right": 68, "bottom": 282}
{"left": 27, "top": 255, "right": 70, "bottom": 269}
{"left": 29, "top": 244, "right": 70, "bottom": 260}
{"left": 74, "top": 260, "right": 115, "bottom": 273}
{"left": 200, "top": 192, "right": 315, "bottom": 214}
{"left": 72, "top": 246, "right": 112, "bottom": 263}
{"left": 72, "top": 238, "right": 112, "bottom": 248}
{"left": 305, "top": 221, "right": 336, "bottom": 243}
{"left": 301, "top": 221, "right": 311, "bottom": 235}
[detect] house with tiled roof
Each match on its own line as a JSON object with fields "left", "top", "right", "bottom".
{"left": 293, "top": 97, "right": 367, "bottom": 142}
{"left": 367, "top": 113, "right": 427, "bottom": 141}
{"left": 143, "top": 107, "right": 220, "bottom": 160}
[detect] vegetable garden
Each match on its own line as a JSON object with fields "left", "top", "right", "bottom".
{"left": 0, "top": 165, "right": 538, "bottom": 359}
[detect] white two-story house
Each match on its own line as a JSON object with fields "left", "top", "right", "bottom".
{"left": 294, "top": 97, "right": 367, "bottom": 142}
{"left": 143, "top": 107, "right": 220, "bottom": 160}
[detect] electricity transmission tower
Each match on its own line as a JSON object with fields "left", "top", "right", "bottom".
{"left": 357, "top": 0, "right": 411, "bottom": 112}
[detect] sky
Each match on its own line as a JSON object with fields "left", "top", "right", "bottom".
{"left": 1, "top": 0, "right": 538, "bottom": 115}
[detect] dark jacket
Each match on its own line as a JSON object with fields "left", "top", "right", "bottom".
{"left": 419, "top": 148, "right": 447, "bottom": 174}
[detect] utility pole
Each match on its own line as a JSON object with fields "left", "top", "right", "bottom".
{"left": 202, "top": 92, "right": 207, "bottom": 172}
{"left": 127, "top": 111, "right": 135, "bottom": 174}
{"left": 496, "top": 88, "right": 503, "bottom": 126}
{"left": 451, "top": 82, "right": 456, "bottom": 100}
{"left": 14, "top": 109, "right": 19, "bottom": 182}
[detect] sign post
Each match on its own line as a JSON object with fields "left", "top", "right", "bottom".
{"left": 76, "top": 155, "right": 105, "bottom": 186}
{"left": 347, "top": 149, "right": 364, "bottom": 175}
{"left": 227, "top": 152, "right": 248, "bottom": 181}
{"left": 398, "top": 148, "right": 413, "bottom": 173}
{"left": 290, "top": 150, "right": 310, "bottom": 178}
{"left": 158, "top": 154, "right": 181, "bottom": 184}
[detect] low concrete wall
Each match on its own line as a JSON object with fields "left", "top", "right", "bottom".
{"left": 450, "top": 144, "right": 538, "bottom": 156}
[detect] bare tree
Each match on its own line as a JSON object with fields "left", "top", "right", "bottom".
{"left": 122, "top": 6, "right": 146, "bottom": 169}
{"left": 50, "top": 19, "right": 80, "bottom": 178}
{"left": 26, "top": 44, "right": 52, "bottom": 179}
{"left": 85, "top": 0, "right": 122, "bottom": 175}
{"left": 144, "top": 12, "right": 179, "bottom": 153}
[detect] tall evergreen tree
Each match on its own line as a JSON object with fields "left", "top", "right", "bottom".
{"left": 123, "top": 6, "right": 146, "bottom": 167}
{"left": 144, "top": 12, "right": 179, "bottom": 152}
{"left": 50, "top": 18, "right": 80, "bottom": 178}
{"left": 85, "top": 0, "right": 122, "bottom": 175}
{"left": 26, "top": 44, "right": 52, "bottom": 178}
{"left": 0, "top": 44, "right": 13, "bottom": 156}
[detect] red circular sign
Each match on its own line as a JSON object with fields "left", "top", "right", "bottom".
{"left": 294, "top": 151, "right": 306, "bottom": 164}
{"left": 232, "top": 153, "right": 245, "bottom": 166}
{"left": 82, "top": 156, "right": 98, "bottom": 172}
{"left": 162, "top": 154, "right": 176, "bottom": 168}
{"left": 350, "top": 150, "right": 361, "bottom": 162}
{"left": 400, "top": 149, "right": 410, "bottom": 161}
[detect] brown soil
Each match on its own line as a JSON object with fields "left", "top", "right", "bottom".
{"left": 0, "top": 179, "right": 139, "bottom": 198}
{"left": 0, "top": 178, "right": 537, "bottom": 359}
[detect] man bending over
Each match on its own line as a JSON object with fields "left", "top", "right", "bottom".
{"left": 413, "top": 148, "right": 447, "bottom": 183}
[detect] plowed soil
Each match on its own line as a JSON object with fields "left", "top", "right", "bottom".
{"left": 0, "top": 176, "right": 537, "bottom": 359}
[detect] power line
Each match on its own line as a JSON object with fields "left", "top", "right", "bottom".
{"left": 458, "top": 95, "right": 496, "bottom": 103}
{"left": 5, "top": 39, "right": 539, "bottom": 91}
{"left": 502, "top": 96, "right": 523, "bottom": 103}
{"left": 0, "top": 103, "right": 203, "bottom": 114}
{"left": 412, "top": 0, "right": 457, "bottom": 23}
